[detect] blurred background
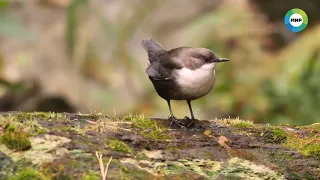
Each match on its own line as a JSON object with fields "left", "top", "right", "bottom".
{"left": 0, "top": 0, "right": 319, "bottom": 125}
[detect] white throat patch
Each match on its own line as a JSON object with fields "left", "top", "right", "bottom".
{"left": 175, "top": 63, "right": 216, "bottom": 97}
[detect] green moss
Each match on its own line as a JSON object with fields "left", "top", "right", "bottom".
{"left": 14, "top": 112, "right": 67, "bottom": 121}
{"left": 167, "top": 145, "right": 180, "bottom": 154}
{"left": 309, "top": 123, "right": 320, "bottom": 130}
{"left": 301, "top": 144, "right": 320, "bottom": 158}
{"left": 5, "top": 123, "right": 16, "bottom": 132}
{"left": 284, "top": 124, "right": 320, "bottom": 160}
{"left": 271, "top": 128, "right": 288, "bottom": 143}
{"left": 60, "top": 126, "right": 70, "bottom": 132}
{"left": 0, "top": 112, "right": 69, "bottom": 124}
{"left": 52, "top": 174, "right": 72, "bottom": 180}
{"left": 68, "top": 126, "right": 86, "bottom": 136}
{"left": 9, "top": 168, "right": 46, "bottom": 180}
{"left": 233, "top": 121, "right": 254, "bottom": 129}
{"left": 82, "top": 171, "right": 100, "bottom": 180}
{"left": 40, "top": 162, "right": 66, "bottom": 179}
{"left": 1, "top": 130, "right": 31, "bottom": 151}
{"left": 119, "top": 163, "right": 129, "bottom": 172}
{"left": 289, "top": 172, "right": 317, "bottom": 180}
{"left": 165, "top": 162, "right": 184, "bottom": 172}
{"left": 16, "top": 112, "right": 50, "bottom": 120}
{"left": 37, "top": 129, "right": 47, "bottom": 135}
{"left": 108, "top": 139, "right": 132, "bottom": 153}
{"left": 0, "top": 115, "right": 48, "bottom": 136}
{"left": 262, "top": 127, "right": 288, "bottom": 144}
{"left": 69, "top": 160, "right": 82, "bottom": 169}
{"left": 124, "top": 115, "right": 168, "bottom": 140}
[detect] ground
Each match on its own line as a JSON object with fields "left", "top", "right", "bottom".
{"left": 0, "top": 112, "right": 319, "bottom": 180}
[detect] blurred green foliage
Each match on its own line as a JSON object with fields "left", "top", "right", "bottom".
{"left": 0, "top": 0, "right": 319, "bottom": 125}
{"left": 259, "top": 28, "right": 320, "bottom": 125}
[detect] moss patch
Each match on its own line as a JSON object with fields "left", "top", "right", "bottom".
{"left": 9, "top": 168, "right": 46, "bottom": 180}
{"left": 285, "top": 123, "right": 320, "bottom": 159}
{"left": 263, "top": 128, "right": 288, "bottom": 144}
{"left": 0, "top": 114, "right": 47, "bottom": 136}
{"left": 14, "top": 112, "right": 68, "bottom": 122}
{"left": 1, "top": 130, "right": 31, "bottom": 151}
{"left": 39, "top": 161, "right": 66, "bottom": 179}
{"left": 272, "top": 128, "right": 288, "bottom": 142}
{"left": 108, "top": 139, "right": 132, "bottom": 154}
{"left": 82, "top": 170, "right": 100, "bottom": 180}
{"left": 232, "top": 121, "right": 254, "bottom": 129}
{"left": 301, "top": 144, "right": 320, "bottom": 158}
{"left": 124, "top": 115, "right": 168, "bottom": 141}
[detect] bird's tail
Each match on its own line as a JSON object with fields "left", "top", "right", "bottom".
{"left": 141, "top": 39, "right": 164, "bottom": 54}
{"left": 141, "top": 39, "right": 165, "bottom": 78}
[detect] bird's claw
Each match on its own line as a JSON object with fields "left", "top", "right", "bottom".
{"left": 168, "top": 116, "right": 196, "bottom": 129}
{"left": 184, "top": 116, "right": 195, "bottom": 127}
{"left": 169, "top": 116, "right": 186, "bottom": 129}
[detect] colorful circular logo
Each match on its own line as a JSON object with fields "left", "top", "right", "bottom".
{"left": 284, "top": 8, "right": 308, "bottom": 32}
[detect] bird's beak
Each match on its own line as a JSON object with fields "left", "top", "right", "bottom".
{"left": 217, "top": 58, "right": 229, "bottom": 63}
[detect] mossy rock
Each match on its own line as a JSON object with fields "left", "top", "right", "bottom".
{"left": 108, "top": 139, "right": 132, "bottom": 154}
{"left": 125, "top": 115, "right": 168, "bottom": 141}
{"left": 82, "top": 171, "right": 100, "bottom": 180}
{"left": 0, "top": 112, "right": 319, "bottom": 179}
{"left": 301, "top": 144, "right": 320, "bottom": 158}
{"left": 1, "top": 130, "right": 31, "bottom": 151}
{"left": 262, "top": 128, "right": 288, "bottom": 144}
{"left": 9, "top": 168, "right": 46, "bottom": 180}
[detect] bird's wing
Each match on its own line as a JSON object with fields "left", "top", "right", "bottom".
{"left": 146, "top": 55, "right": 183, "bottom": 80}
{"left": 146, "top": 61, "right": 162, "bottom": 80}
{"left": 142, "top": 39, "right": 183, "bottom": 80}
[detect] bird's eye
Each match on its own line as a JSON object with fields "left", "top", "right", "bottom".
{"left": 204, "top": 56, "right": 209, "bottom": 61}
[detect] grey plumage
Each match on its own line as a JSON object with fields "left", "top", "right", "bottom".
{"left": 141, "top": 39, "right": 181, "bottom": 80}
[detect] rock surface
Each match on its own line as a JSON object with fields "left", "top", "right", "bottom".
{"left": 0, "top": 112, "right": 319, "bottom": 179}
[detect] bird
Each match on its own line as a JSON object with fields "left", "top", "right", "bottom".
{"left": 141, "top": 39, "right": 229, "bottom": 127}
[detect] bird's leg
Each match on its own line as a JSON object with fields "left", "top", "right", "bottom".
{"left": 167, "top": 100, "right": 185, "bottom": 128}
{"left": 186, "top": 100, "right": 196, "bottom": 127}
{"left": 187, "top": 100, "right": 195, "bottom": 119}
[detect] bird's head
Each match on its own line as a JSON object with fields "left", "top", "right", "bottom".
{"left": 168, "top": 47, "right": 229, "bottom": 70}
{"left": 192, "top": 48, "right": 229, "bottom": 69}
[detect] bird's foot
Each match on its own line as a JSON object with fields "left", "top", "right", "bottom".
{"left": 169, "top": 116, "right": 186, "bottom": 129}
{"left": 184, "top": 116, "right": 196, "bottom": 127}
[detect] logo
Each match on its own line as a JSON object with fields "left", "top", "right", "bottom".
{"left": 284, "top": 8, "right": 308, "bottom": 32}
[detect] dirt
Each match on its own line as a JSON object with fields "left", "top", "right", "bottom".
{"left": 0, "top": 112, "right": 319, "bottom": 179}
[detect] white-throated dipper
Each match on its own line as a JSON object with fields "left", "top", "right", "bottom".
{"left": 141, "top": 39, "right": 229, "bottom": 127}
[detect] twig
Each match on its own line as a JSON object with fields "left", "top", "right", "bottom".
{"left": 104, "top": 156, "right": 113, "bottom": 180}
{"left": 86, "top": 120, "right": 98, "bottom": 124}
{"left": 95, "top": 151, "right": 113, "bottom": 180}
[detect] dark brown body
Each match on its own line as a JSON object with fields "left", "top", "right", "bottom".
{"left": 149, "top": 77, "right": 178, "bottom": 100}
